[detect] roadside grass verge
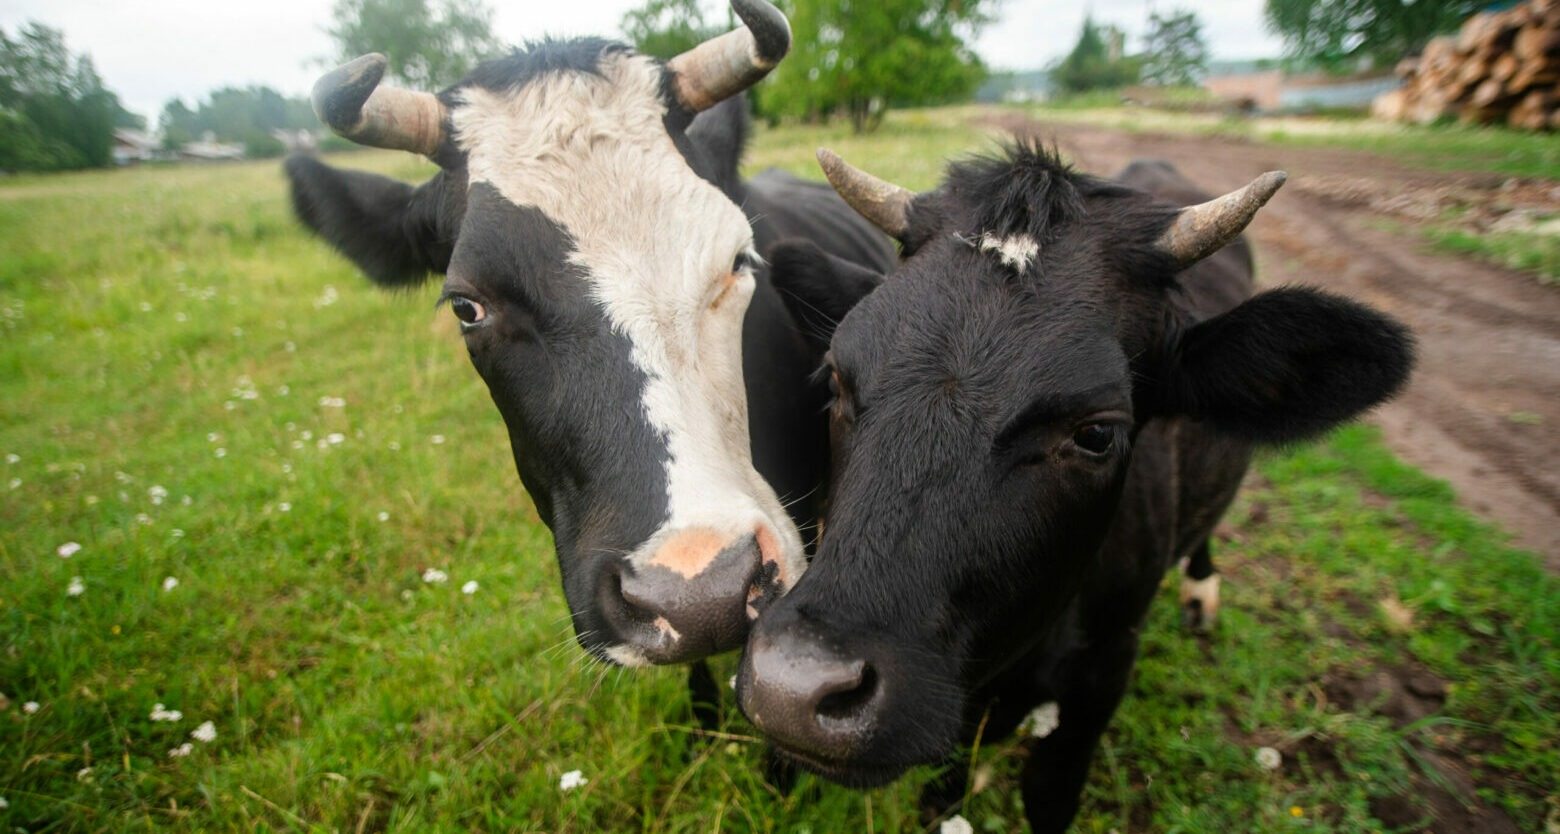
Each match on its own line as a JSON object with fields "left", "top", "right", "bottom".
{"left": 0, "top": 117, "right": 1553, "bottom": 832}
{"left": 1010, "top": 104, "right": 1560, "bottom": 181}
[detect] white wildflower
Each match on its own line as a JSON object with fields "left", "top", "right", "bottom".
{"left": 378, "top": 511, "right": 390, "bottom": 523}
{"left": 67, "top": 576, "right": 85, "bottom": 597}
{"left": 8, "top": 478, "right": 19, "bottom": 490}
{"left": 1027, "top": 701, "right": 1061, "bottom": 739}
{"left": 149, "top": 485, "right": 168, "bottom": 505}
{"left": 292, "top": 440, "right": 305, "bottom": 450}
{"left": 422, "top": 569, "right": 449, "bottom": 585}
{"left": 181, "top": 495, "right": 192, "bottom": 506}
{"left": 387, "top": 441, "right": 401, "bottom": 452}
{"left": 0, "top": 795, "right": 7, "bottom": 808}
{"left": 5, "top": 453, "right": 18, "bottom": 464}
{"left": 135, "top": 513, "right": 153, "bottom": 525}
{"left": 191, "top": 721, "right": 217, "bottom": 743}
{"left": 1255, "top": 746, "right": 1282, "bottom": 771}
{"left": 559, "top": 770, "right": 588, "bottom": 792}
{"left": 162, "top": 576, "right": 179, "bottom": 592}
{"left": 277, "top": 502, "right": 292, "bottom": 513}
{"left": 284, "top": 341, "right": 297, "bottom": 353}
{"left": 462, "top": 580, "right": 479, "bottom": 595}
{"left": 223, "top": 401, "right": 236, "bottom": 411}
{"left": 76, "top": 767, "right": 94, "bottom": 783}
{"left": 729, "top": 675, "right": 738, "bottom": 690}
{"left": 939, "top": 815, "right": 974, "bottom": 834}
{"left": 139, "top": 302, "right": 152, "bottom": 312}
{"left": 22, "top": 701, "right": 40, "bottom": 714}
{"left": 214, "top": 448, "right": 226, "bottom": 459}
{"left": 171, "top": 529, "right": 185, "bottom": 539}
{"left": 168, "top": 743, "right": 193, "bottom": 758}
{"left": 150, "top": 703, "right": 183, "bottom": 722}
{"left": 314, "top": 285, "right": 339, "bottom": 308}
{"left": 430, "top": 435, "right": 446, "bottom": 445}
{"left": 318, "top": 396, "right": 346, "bottom": 409}
{"left": 57, "top": 542, "right": 82, "bottom": 559}
{"left": 326, "top": 433, "right": 345, "bottom": 446}
{"left": 300, "top": 430, "right": 313, "bottom": 441}
{"left": 175, "top": 312, "right": 188, "bottom": 322}
{"left": 207, "top": 433, "right": 221, "bottom": 443}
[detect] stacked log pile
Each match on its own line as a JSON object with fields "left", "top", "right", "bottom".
{"left": 1373, "top": 0, "right": 1560, "bottom": 131}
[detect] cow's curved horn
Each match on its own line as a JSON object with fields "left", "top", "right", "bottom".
{"left": 667, "top": 0, "right": 791, "bottom": 112}
{"left": 1158, "top": 171, "right": 1287, "bottom": 267}
{"left": 817, "top": 149, "right": 914, "bottom": 240}
{"left": 312, "top": 53, "right": 446, "bottom": 157}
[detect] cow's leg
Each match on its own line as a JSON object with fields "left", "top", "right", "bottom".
{"left": 1179, "top": 540, "right": 1220, "bottom": 633}
{"left": 688, "top": 660, "right": 721, "bottom": 732}
{"left": 1019, "top": 633, "right": 1139, "bottom": 834}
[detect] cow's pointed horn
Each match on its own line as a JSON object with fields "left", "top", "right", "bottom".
{"left": 817, "top": 149, "right": 913, "bottom": 241}
{"left": 312, "top": 54, "right": 446, "bottom": 157}
{"left": 1158, "top": 171, "right": 1287, "bottom": 267}
{"left": 667, "top": 0, "right": 791, "bottom": 112}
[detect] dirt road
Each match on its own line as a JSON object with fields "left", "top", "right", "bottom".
{"left": 991, "top": 116, "right": 1559, "bottom": 566}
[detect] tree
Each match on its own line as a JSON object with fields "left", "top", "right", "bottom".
{"left": 158, "top": 87, "right": 318, "bottom": 157}
{"left": 1265, "top": 0, "right": 1481, "bottom": 71}
{"left": 328, "top": 0, "right": 503, "bottom": 90}
{"left": 1051, "top": 16, "right": 1142, "bottom": 95}
{"left": 1141, "top": 9, "right": 1207, "bottom": 87}
{"left": 761, "top": 0, "right": 994, "bottom": 133}
{"left": 621, "top": 0, "right": 722, "bottom": 60}
{"left": 0, "top": 22, "right": 123, "bottom": 171}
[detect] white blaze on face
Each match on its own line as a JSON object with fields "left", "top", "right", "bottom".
{"left": 451, "top": 52, "right": 808, "bottom": 590}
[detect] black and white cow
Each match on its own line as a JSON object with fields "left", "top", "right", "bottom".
{"left": 285, "top": 0, "right": 894, "bottom": 670}
{"left": 737, "top": 145, "right": 1414, "bottom": 831}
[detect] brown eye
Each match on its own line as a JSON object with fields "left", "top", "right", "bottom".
{"left": 451, "top": 297, "right": 487, "bottom": 327}
{"left": 1073, "top": 424, "right": 1115, "bottom": 457}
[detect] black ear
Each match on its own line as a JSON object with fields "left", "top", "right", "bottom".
{"left": 284, "top": 154, "right": 453, "bottom": 288}
{"left": 767, "top": 239, "right": 884, "bottom": 356}
{"left": 1162, "top": 287, "right": 1415, "bottom": 443}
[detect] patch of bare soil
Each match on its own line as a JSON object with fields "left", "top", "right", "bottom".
{"left": 982, "top": 114, "right": 1560, "bottom": 567}
{"left": 1323, "top": 663, "right": 1526, "bottom": 834}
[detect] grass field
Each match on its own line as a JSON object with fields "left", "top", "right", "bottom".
{"left": 1, "top": 113, "right": 1556, "bottom": 832}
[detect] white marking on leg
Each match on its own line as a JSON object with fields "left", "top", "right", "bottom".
{"left": 1026, "top": 701, "right": 1061, "bottom": 739}
{"left": 1180, "top": 573, "right": 1222, "bottom": 626}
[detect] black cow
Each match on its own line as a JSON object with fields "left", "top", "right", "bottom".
{"left": 737, "top": 144, "right": 1414, "bottom": 832}
{"left": 284, "top": 0, "right": 894, "bottom": 672}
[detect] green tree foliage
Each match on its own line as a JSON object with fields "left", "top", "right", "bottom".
{"left": 1052, "top": 16, "right": 1142, "bottom": 95}
{"left": 1141, "top": 9, "right": 1208, "bottom": 87}
{"left": 158, "top": 87, "right": 316, "bottom": 157}
{"left": 0, "top": 22, "right": 125, "bottom": 171}
{"left": 621, "top": 0, "right": 722, "bottom": 60}
{"left": 1265, "top": 0, "right": 1481, "bottom": 70}
{"left": 761, "top": 0, "right": 993, "bottom": 133}
{"left": 328, "top": 0, "right": 503, "bottom": 90}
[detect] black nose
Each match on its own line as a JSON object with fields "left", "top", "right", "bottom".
{"left": 597, "top": 532, "right": 762, "bottom": 665}
{"left": 739, "top": 621, "right": 882, "bottom": 760}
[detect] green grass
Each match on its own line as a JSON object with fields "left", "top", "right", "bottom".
{"left": 1, "top": 114, "right": 1555, "bottom": 832}
{"left": 1424, "top": 225, "right": 1560, "bottom": 285}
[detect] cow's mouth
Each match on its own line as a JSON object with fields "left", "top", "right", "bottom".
{"left": 768, "top": 742, "right": 909, "bottom": 789}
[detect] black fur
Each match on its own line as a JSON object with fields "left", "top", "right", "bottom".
{"left": 747, "top": 147, "right": 1415, "bottom": 833}
{"left": 285, "top": 34, "right": 894, "bottom": 667}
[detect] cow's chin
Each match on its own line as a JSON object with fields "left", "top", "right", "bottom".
{"left": 770, "top": 743, "right": 916, "bottom": 789}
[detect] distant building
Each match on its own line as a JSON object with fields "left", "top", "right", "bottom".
{"left": 977, "top": 70, "right": 1055, "bottom": 104}
{"left": 178, "top": 131, "right": 245, "bottom": 162}
{"left": 112, "top": 129, "right": 160, "bottom": 165}
{"left": 270, "top": 129, "right": 319, "bottom": 154}
{"left": 1203, "top": 67, "right": 1402, "bottom": 113}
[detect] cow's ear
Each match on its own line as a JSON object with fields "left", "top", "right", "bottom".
{"left": 767, "top": 239, "right": 884, "bottom": 356}
{"left": 1160, "top": 287, "right": 1414, "bottom": 443}
{"left": 285, "top": 155, "right": 453, "bottom": 288}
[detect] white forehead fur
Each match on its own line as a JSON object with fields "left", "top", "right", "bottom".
{"left": 977, "top": 233, "right": 1040, "bottom": 271}
{"left": 451, "top": 52, "right": 807, "bottom": 596}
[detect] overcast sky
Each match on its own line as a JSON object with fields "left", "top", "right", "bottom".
{"left": 0, "top": 0, "right": 1285, "bottom": 123}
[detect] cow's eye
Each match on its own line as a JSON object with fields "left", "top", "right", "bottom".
{"left": 733, "top": 251, "right": 757, "bottom": 274}
{"left": 450, "top": 297, "right": 487, "bottom": 327}
{"left": 1072, "top": 424, "right": 1115, "bottom": 457}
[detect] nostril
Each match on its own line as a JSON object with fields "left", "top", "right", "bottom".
{"left": 815, "top": 663, "right": 878, "bottom": 727}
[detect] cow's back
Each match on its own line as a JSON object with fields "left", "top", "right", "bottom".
{"left": 745, "top": 170, "right": 898, "bottom": 272}
{"left": 1117, "top": 160, "right": 1255, "bottom": 322}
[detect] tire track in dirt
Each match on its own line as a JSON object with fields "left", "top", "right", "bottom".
{"left": 988, "top": 116, "right": 1560, "bottom": 566}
